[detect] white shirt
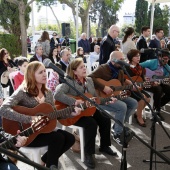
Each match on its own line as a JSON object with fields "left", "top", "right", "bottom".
{"left": 89, "top": 52, "right": 99, "bottom": 66}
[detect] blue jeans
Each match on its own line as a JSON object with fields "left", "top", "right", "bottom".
{"left": 99, "top": 97, "right": 138, "bottom": 135}
{"left": 0, "top": 162, "right": 19, "bottom": 170}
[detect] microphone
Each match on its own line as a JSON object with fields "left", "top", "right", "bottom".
{"left": 157, "top": 48, "right": 170, "bottom": 55}
{"left": 140, "top": 48, "right": 157, "bottom": 53}
{"left": 112, "top": 59, "right": 135, "bottom": 68}
{"left": 43, "top": 58, "right": 71, "bottom": 79}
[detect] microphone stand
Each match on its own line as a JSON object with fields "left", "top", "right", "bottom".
{"left": 53, "top": 68, "right": 170, "bottom": 170}
{"left": 0, "top": 147, "right": 50, "bottom": 170}
{"left": 121, "top": 65, "right": 170, "bottom": 170}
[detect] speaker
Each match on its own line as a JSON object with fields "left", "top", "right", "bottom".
{"left": 61, "top": 23, "right": 70, "bottom": 36}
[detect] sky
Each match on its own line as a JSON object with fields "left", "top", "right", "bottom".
{"left": 30, "top": 0, "right": 170, "bottom": 27}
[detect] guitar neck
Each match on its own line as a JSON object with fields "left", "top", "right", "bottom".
{"left": 1, "top": 127, "right": 34, "bottom": 149}
{"left": 51, "top": 106, "right": 74, "bottom": 120}
{"left": 112, "top": 85, "right": 132, "bottom": 91}
{"left": 100, "top": 94, "right": 124, "bottom": 105}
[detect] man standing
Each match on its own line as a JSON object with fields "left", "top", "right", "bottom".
{"left": 136, "top": 26, "right": 151, "bottom": 62}
{"left": 99, "top": 25, "right": 120, "bottom": 65}
{"left": 78, "top": 33, "right": 91, "bottom": 54}
{"left": 59, "top": 49, "right": 70, "bottom": 72}
{"left": 29, "top": 44, "right": 47, "bottom": 63}
{"left": 149, "top": 28, "right": 164, "bottom": 59}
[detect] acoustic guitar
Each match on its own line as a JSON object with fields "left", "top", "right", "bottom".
{"left": 55, "top": 93, "right": 96, "bottom": 126}
{"left": 3, "top": 103, "right": 75, "bottom": 145}
{"left": 55, "top": 92, "right": 129, "bottom": 126}
{"left": 1, "top": 116, "right": 49, "bottom": 164}
{"left": 145, "top": 68, "right": 170, "bottom": 84}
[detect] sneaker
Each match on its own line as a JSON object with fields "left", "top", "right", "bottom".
{"left": 113, "top": 133, "right": 123, "bottom": 146}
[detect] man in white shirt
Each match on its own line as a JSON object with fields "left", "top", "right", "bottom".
{"left": 89, "top": 45, "right": 100, "bottom": 70}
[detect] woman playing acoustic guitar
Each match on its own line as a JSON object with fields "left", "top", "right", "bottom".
{"left": 125, "top": 49, "right": 150, "bottom": 127}
{"left": 54, "top": 58, "right": 118, "bottom": 169}
{"left": 0, "top": 61, "right": 81, "bottom": 168}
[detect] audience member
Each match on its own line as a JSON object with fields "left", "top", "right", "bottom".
{"left": 90, "top": 37, "right": 97, "bottom": 52}
{"left": 136, "top": 26, "right": 151, "bottom": 62}
{"left": 99, "top": 25, "right": 119, "bottom": 64}
{"left": 89, "top": 45, "right": 100, "bottom": 68}
{"left": 48, "top": 47, "right": 60, "bottom": 64}
{"left": 50, "top": 32, "right": 60, "bottom": 49}
{"left": 13, "top": 57, "right": 28, "bottom": 90}
{"left": 78, "top": 33, "right": 91, "bottom": 54}
{"left": 29, "top": 44, "right": 47, "bottom": 63}
{"left": 59, "top": 49, "right": 70, "bottom": 72}
{"left": 122, "top": 27, "right": 136, "bottom": 59}
{"left": 75, "top": 47, "right": 87, "bottom": 63}
{"left": 40, "top": 31, "right": 50, "bottom": 56}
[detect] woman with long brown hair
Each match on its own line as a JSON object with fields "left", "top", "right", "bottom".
{"left": 40, "top": 31, "right": 50, "bottom": 56}
{"left": 0, "top": 61, "right": 81, "bottom": 168}
{"left": 0, "top": 48, "right": 17, "bottom": 95}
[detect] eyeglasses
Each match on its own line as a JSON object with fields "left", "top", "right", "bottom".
{"left": 113, "top": 30, "right": 120, "bottom": 34}
{"left": 53, "top": 35, "right": 57, "bottom": 36}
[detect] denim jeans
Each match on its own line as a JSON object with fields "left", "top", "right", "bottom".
{"left": 0, "top": 162, "right": 19, "bottom": 170}
{"left": 99, "top": 97, "right": 138, "bottom": 135}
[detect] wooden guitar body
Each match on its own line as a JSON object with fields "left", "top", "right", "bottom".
{"left": 3, "top": 103, "right": 57, "bottom": 145}
{"left": 55, "top": 93, "right": 96, "bottom": 126}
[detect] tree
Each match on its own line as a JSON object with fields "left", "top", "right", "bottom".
{"left": 3, "top": 0, "right": 34, "bottom": 56}
{"left": 135, "top": 0, "right": 148, "bottom": 34}
{"left": 58, "top": 0, "right": 95, "bottom": 33}
{"left": 91, "top": 0, "right": 124, "bottom": 37}
{"left": 35, "top": 0, "right": 61, "bottom": 32}
{"left": 0, "top": 0, "right": 31, "bottom": 57}
{"left": 148, "top": 4, "right": 170, "bottom": 36}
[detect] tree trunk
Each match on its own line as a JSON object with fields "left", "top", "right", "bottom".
{"left": 81, "top": 16, "right": 88, "bottom": 33}
{"left": 49, "top": 5, "right": 61, "bottom": 33}
{"left": 18, "top": 1, "right": 27, "bottom": 56}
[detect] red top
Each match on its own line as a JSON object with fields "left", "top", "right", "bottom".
{"left": 13, "top": 72, "right": 24, "bottom": 90}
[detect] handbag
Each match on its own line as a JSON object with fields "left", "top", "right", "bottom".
{"left": 71, "top": 131, "right": 81, "bottom": 153}
{"left": 1, "top": 67, "right": 17, "bottom": 85}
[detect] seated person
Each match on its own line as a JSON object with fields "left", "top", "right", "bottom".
{"left": 88, "top": 51, "right": 138, "bottom": 145}
{"left": 54, "top": 58, "right": 118, "bottom": 169}
{"left": 59, "top": 49, "right": 70, "bottom": 72}
{"left": 125, "top": 49, "right": 150, "bottom": 127}
{"left": 75, "top": 47, "right": 87, "bottom": 63}
{"left": 0, "top": 128, "right": 28, "bottom": 170}
{"left": 89, "top": 45, "right": 100, "bottom": 70}
{"left": 140, "top": 49, "right": 170, "bottom": 121}
{"left": 13, "top": 58, "right": 28, "bottom": 90}
{"left": 48, "top": 47, "right": 60, "bottom": 64}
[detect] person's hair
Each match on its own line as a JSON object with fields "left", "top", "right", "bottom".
{"left": 127, "top": 49, "right": 140, "bottom": 62}
{"left": 35, "top": 44, "right": 43, "bottom": 51}
{"left": 141, "top": 26, "right": 150, "bottom": 33}
{"left": 132, "top": 35, "right": 139, "bottom": 41}
{"left": 23, "top": 61, "right": 48, "bottom": 97}
{"left": 158, "top": 48, "right": 169, "bottom": 57}
{"left": 52, "top": 32, "right": 57, "bottom": 36}
{"left": 66, "top": 58, "right": 84, "bottom": 79}
{"left": 0, "top": 48, "right": 9, "bottom": 61}
{"left": 41, "top": 31, "right": 50, "bottom": 42}
{"left": 60, "top": 49, "right": 68, "bottom": 57}
{"left": 76, "top": 47, "right": 83, "bottom": 56}
{"left": 122, "top": 27, "right": 134, "bottom": 43}
{"left": 17, "top": 57, "right": 28, "bottom": 66}
{"left": 155, "top": 28, "right": 163, "bottom": 34}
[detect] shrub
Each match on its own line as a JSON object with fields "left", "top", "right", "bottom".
{"left": 0, "top": 34, "right": 21, "bottom": 59}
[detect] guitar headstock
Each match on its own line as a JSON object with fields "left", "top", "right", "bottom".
{"left": 143, "top": 80, "right": 152, "bottom": 88}
{"left": 31, "top": 116, "right": 49, "bottom": 133}
{"left": 119, "top": 90, "right": 130, "bottom": 99}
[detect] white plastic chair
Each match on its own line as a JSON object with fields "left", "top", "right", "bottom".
{"left": 91, "top": 62, "right": 99, "bottom": 71}
{"left": 9, "top": 71, "right": 19, "bottom": 90}
{"left": 19, "top": 146, "right": 48, "bottom": 164}
{"left": 46, "top": 68, "right": 53, "bottom": 80}
{"left": 62, "top": 125, "right": 85, "bottom": 162}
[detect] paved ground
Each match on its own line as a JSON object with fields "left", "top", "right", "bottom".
{"left": 16, "top": 106, "right": 170, "bottom": 170}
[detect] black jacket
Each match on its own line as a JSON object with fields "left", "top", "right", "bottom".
{"left": 99, "top": 34, "right": 115, "bottom": 65}
{"left": 29, "top": 55, "right": 47, "bottom": 63}
{"left": 136, "top": 36, "right": 154, "bottom": 62}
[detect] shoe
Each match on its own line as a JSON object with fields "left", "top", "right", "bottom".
{"left": 113, "top": 133, "right": 123, "bottom": 146}
{"left": 99, "top": 146, "right": 118, "bottom": 156}
{"left": 136, "top": 118, "right": 146, "bottom": 127}
{"left": 134, "top": 113, "right": 146, "bottom": 122}
{"left": 84, "top": 153, "right": 95, "bottom": 169}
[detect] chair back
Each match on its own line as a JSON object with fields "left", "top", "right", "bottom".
{"left": 91, "top": 62, "right": 99, "bottom": 71}
{"left": 9, "top": 71, "right": 19, "bottom": 90}
{"left": 46, "top": 68, "right": 53, "bottom": 81}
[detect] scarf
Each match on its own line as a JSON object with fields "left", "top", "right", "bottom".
{"left": 108, "top": 62, "right": 119, "bottom": 79}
